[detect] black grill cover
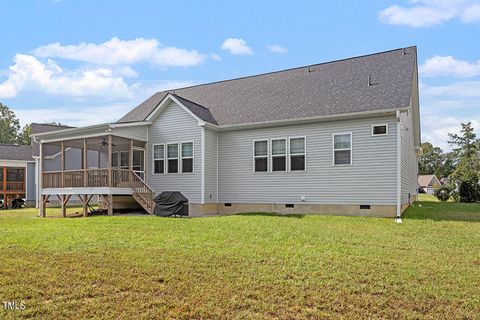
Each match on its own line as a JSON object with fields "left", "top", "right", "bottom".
{"left": 153, "top": 191, "right": 189, "bottom": 216}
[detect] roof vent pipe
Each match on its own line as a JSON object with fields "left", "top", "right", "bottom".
{"left": 367, "top": 75, "right": 372, "bottom": 87}
{"left": 402, "top": 48, "right": 406, "bottom": 55}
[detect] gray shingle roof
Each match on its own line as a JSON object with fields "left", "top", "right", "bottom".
{"left": 118, "top": 46, "right": 417, "bottom": 126}
{"left": 31, "top": 123, "right": 75, "bottom": 156}
{"left": 172, "top": 94, "right": 218, "bottom": 125}
{"left": 0, "top": 144, "right": 33, "bottom": 161}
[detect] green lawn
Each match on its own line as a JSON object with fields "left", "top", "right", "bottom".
{"left": 1, "top": 203, "right": 479, "bottom": 319}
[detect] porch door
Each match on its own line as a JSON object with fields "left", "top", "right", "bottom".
{"left": 132, "top": 148, "right": 145, "bottom": 180}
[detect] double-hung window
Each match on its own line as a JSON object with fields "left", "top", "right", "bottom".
{"left": 181, "top": 142, "right": 194, "bottom": 173}
{"left": 167, "top": 143, "right": 179, "bottom": 173}
{"left": 153, "top": 144, "right": 165, "bottom": 174}
{"left": 271, "top": 139, "right": 287, "bottom": 172}
{"left": 333, "top": 133, "right": 352, "bottom": 165}
{"left": 254, "top": 140, "right": 268, "bottom": 172}
{"left": 289, "top": 137, "right": 306, "bottom": 171}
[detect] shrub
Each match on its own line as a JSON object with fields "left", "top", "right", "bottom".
{"left": 458, "top": 180, "right": 480, "bottom": 203}
{"left": 434, "top": 185, "right": 451, "bottom": 202}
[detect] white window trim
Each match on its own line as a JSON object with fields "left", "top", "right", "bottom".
{"left": 166, "top": 142, "right": 180, "bottom": 174}
{"left": 253, "top": 139, "right": 269, "bottom": 173}
{"left": 271, "top": 138, "right": 287, "bottom": 173}
{"left": 180, "top": 141, "right": 195, "bottom": 174}
{"left": 372, "top": 124, "right": 389, "bottom": 136}
{"left": 289, "top": 136, "right": 307, "bottom": 172}
{"left": 152, "top": 144, "right": 165, "bottom": 175}
{"left": 332, "top": 133, "right": 353, "bottom": 166}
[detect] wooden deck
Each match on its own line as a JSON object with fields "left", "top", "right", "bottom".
{"left": 41, "top": 169, "right": 155, "bottom": 216}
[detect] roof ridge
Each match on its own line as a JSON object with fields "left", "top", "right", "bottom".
{"left": 155, "top": 46, "right": 417, "bottom": 93}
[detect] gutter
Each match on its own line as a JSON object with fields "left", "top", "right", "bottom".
{"left": 201, "top": 107, "right": 410, "bottom": 132}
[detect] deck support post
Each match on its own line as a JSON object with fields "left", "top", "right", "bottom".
{"left": 129, "top": 139, "right": 134, "bottom": 183}
{"left": 83, "top": 138, "right": 88, "bottom": 187}
{"left": 60, "top": 141, "right": 65, "bottom": 188}
{"left": 107, "top": 135, "right": 112, "bottom": 187}
{"left": 79, "top": 194, "right": 90, "bottom": 217}
{"left": 107, "top": 194, "right": 113, "bottom": 216}
{"left": 40, "top": 194, "right": 49, "bottom": 217}
{"left": 61, "top": 194, "right": 71, "bottom": 217}
{"left": 39, "top": 143, "right": 45, "bottom": 217}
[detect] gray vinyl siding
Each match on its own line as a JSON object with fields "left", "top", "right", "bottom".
{"left": 146, "top": 101, "right": 202, "bottom": 203}
{"left": 26, "top": 162, "right": 36, "bottom": 201}
{"left": 204, "top": 128, "right": 218, "bottom": 203}
{"left": 217, "top": 115, "right": 398, "bottom": 205}
{"left": 112, "top": 125, "right": 148, "bottom": 141}
{"left": 400, "top": 110, "right": 418, "bottom": 204}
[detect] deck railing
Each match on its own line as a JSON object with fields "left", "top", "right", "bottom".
{"left": 43, "top": 169, "right": 138, "bottom": 189}
{"left": 5, "top": 181, "right": 25, "bottom": 192}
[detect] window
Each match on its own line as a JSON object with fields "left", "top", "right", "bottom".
{"left": 167, "top": 143, "right": 179, "bottom": 173}
{"left": 333, "top": 133, "right": 352, "bottom": 165}
{"left": 289, "top": 137, "right": 306, "bottom": 171}
{"left": 153, "top": 144, "right": 165, "bottom": 174}
{"left": 120, "top": 151, "right": 129, "bottom": 169}
{"left": 271, "top": 139, "right": 286, "bottom": 172}
{"left": 254, "top": 140, "right": 268, "bottom": 172}
{"left": 111, "top": 152, "right": 119, "bottom": 168}
{"left": 181, "top": 142, "right": 194, "bottom": 173}
{"left": 372, "top": 124, "right": 388, "bottom": 136}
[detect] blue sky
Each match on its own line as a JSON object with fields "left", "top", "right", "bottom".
{"left": 0, "top": 0, "right": 479, "bottom": 150}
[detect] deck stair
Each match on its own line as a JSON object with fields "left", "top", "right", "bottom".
{"left": 129, "top": 171, "right": 155, "bottom": 214}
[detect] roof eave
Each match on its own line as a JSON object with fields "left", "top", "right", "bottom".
{"left": 202, "top": 107, "right": 409, "bottom": 132}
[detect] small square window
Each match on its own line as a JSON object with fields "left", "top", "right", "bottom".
{"left": 372, "top": 125, "right": 388, "bottom": 136}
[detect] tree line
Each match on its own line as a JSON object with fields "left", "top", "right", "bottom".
{"left": 419, "top": 122, "right": 480, "bottom": 202}
{"left": 0, "top": 103, "right": 62, "bottom": 145}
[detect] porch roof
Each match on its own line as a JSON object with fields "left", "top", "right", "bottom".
{"left": 32, "top": 121, "right": 150, "bottom": 143}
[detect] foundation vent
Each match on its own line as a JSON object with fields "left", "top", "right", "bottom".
{"left": 285, "top": 204, "right": 295, "bottom": 208}
{"left": 224, "top": 203, "right": 232, "bottom": 207}
{"left": 360, "top": 205, "right": 371, "bottom": 210}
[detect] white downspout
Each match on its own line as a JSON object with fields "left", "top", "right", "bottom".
{"left": 201, "top": 126, "right": 205, "bottom": 205}
{"left": 396, "top": 110, "right": 402, "bottom": 223}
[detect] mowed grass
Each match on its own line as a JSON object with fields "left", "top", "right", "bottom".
{"left": 0, "top": 203, "right": 479, "bottom": 319}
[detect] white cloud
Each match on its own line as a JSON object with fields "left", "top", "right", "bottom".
{"left": 379, "top": 0, "right": 480, "bottom": 27}
{"left": 462, "top": 3, "right": 480, "bottom": 21}
{"left": 267, "top": 44, "right": 288, "bottom": 54}
{"left": 220, "top": 38, "right": 254, "bottom": 55}
{"left": 420, "top": 55, "right": 480, "bottom": 77}
{"left": 12, "top": 79, "right": 198, "bottom": 127}
{"left": 423, "top": 81, "right": 480, "bottom": 97}
{"left": 14, "top": 104, "right": 133, "bottom": 127}
{"left": 210, "top": 53, "right": 222, "bottom": 61}
{"left": 421, "top": 113, "right": 480, "bottom": 150}
{"left": 0, "top": 54, "right": 133, "bottom": 99}
{"left": 33, "top": 37, "right": 207, "bottom": 67}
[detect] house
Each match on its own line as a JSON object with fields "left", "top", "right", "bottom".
{"left": 0, "top": 144, "right": 34, "bottom": 207}
{"left": 418, "top": 174, "right": 441, "bottom": 194}
{"left": 32, "top": 46, "right": 421, "bottom": 218}
{"left": 0, "top": 123, "right": 98, "bottom": 208}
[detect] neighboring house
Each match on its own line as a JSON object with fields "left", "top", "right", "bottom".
{"left": 0, "top": 144, "right": 35, "bottom": 207}
{"left": 32, "top": 46, "right": 421, "bottom": 218}
{"left": 418, "top": 174, "right": 441, "bottom": 194}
